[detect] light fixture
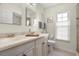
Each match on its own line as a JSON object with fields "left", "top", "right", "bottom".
{"left": 29, "top": 3, "right": 36, "bottom": 6}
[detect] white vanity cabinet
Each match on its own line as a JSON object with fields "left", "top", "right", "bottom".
{"left": 0, "top": 34, "right": 48, "bottom": 56}
{"left": 0, "top": 41, "right": 35, "bottom": 56}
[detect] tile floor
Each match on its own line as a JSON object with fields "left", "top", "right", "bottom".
{"left": 48, "top": 48, "right": 76, "bottom": 56}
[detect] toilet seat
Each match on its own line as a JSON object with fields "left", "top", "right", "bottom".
{"left": 48, "top": 40, "right": 55, "bottom": 43}
{"left": 48, "top": 40, "right": 55, "bottom": 45}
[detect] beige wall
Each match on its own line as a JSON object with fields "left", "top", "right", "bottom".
{"left": 45, "top": 3, "right": 77, "bottom": 52}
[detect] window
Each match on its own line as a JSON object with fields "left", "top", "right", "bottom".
{"left": 56, "top": 12, "right": 70, "bottom": 41}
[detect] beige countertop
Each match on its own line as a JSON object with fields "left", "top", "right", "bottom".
{"left": 0, "top": 34, "right": 48, "bottom": 52}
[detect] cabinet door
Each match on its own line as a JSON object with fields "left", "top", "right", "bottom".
{"left": 77, "top": 20, "right": 79, "bottom": 52}
{"left": 0, "top": 46, "right": 22, "bottom": 56}
{"left": 24, "top": 48, "right": 35, "bottom": 56}
{"left": 42, "top": 40, "right": 48, "bottom": 56}
{"left": 0, "top": 41, "right": 34, "bottom": 56}
{"left": 43, "top": 36, "right": 48, "bottom": 56}
{"left": 35, "top": 44, "right": 42, "bottom": 56}
{"left": 35, "top": 38, "right": 42, "bottom": 56}
{"left": 35, "top": 37, "right": 48, "bottom": 56}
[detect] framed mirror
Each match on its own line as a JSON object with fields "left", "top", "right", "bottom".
{"left": 0, "top": 4, "right": 22, "bottom": 25}
{"left": 0, "top": 11, "right": 22, "bottom": 25}
{"left": 26, "top": 7, "right": 36, "bottom": 26}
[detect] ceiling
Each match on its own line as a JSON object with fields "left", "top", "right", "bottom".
{"left": 39, "top": 3, "right": 59, "bottom": 9}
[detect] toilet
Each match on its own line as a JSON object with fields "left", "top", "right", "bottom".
{"left": 48, "top": 40, "right": 55, "bottom": 53}
{"left": 47, "top": 34, "right": 56, "bottom": 53}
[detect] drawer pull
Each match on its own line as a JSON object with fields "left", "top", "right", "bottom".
{"left": 42, "top": 42, "right": 45, "bottom": 45}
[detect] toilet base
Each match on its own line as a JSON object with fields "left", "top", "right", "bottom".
{"left": 48, "top": 40, "right": 56, "bottom": 54}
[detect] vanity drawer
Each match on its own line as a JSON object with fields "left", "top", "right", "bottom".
{"left": 0, "top": 41, "right": 34, "bottom": 56}
{"left": 36, "top": 37, "right": 47, "bottom": 46}
{"left": 17, "top": 48, "right": 34, "bottom": 56}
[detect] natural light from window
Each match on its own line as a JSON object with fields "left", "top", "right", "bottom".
{"left": 56, "top": 12, "right": 70, "bottom": 41}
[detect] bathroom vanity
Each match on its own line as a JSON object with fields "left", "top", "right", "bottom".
{"left": 0, "top": 34, "right": 48, "bottom": 56}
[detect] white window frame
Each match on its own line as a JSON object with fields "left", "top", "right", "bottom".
{"left": 55, "top": 12, "right": 70, "bottom": 41}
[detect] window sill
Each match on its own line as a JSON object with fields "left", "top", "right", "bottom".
{"left": 56, "top": 39, "right": 70, "bottom": 43}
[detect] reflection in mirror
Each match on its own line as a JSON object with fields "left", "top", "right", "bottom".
{"left": 0, "top": 4, "right": 22, "bottom": 25}
{"left": 26, "top": 7, "right": 36, "bottom": 26}
{"left": 0, "top": 10, "right": 13, "bottom": 24}
{"left": 13, "top": 12, "right": 22, "bottom": 25}
{"left": 26, "top": 17, "right": 31, "bottom": 26}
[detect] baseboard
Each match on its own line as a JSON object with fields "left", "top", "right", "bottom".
{"left": 55, "top": 47, "right": 76, "bottom": 56}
